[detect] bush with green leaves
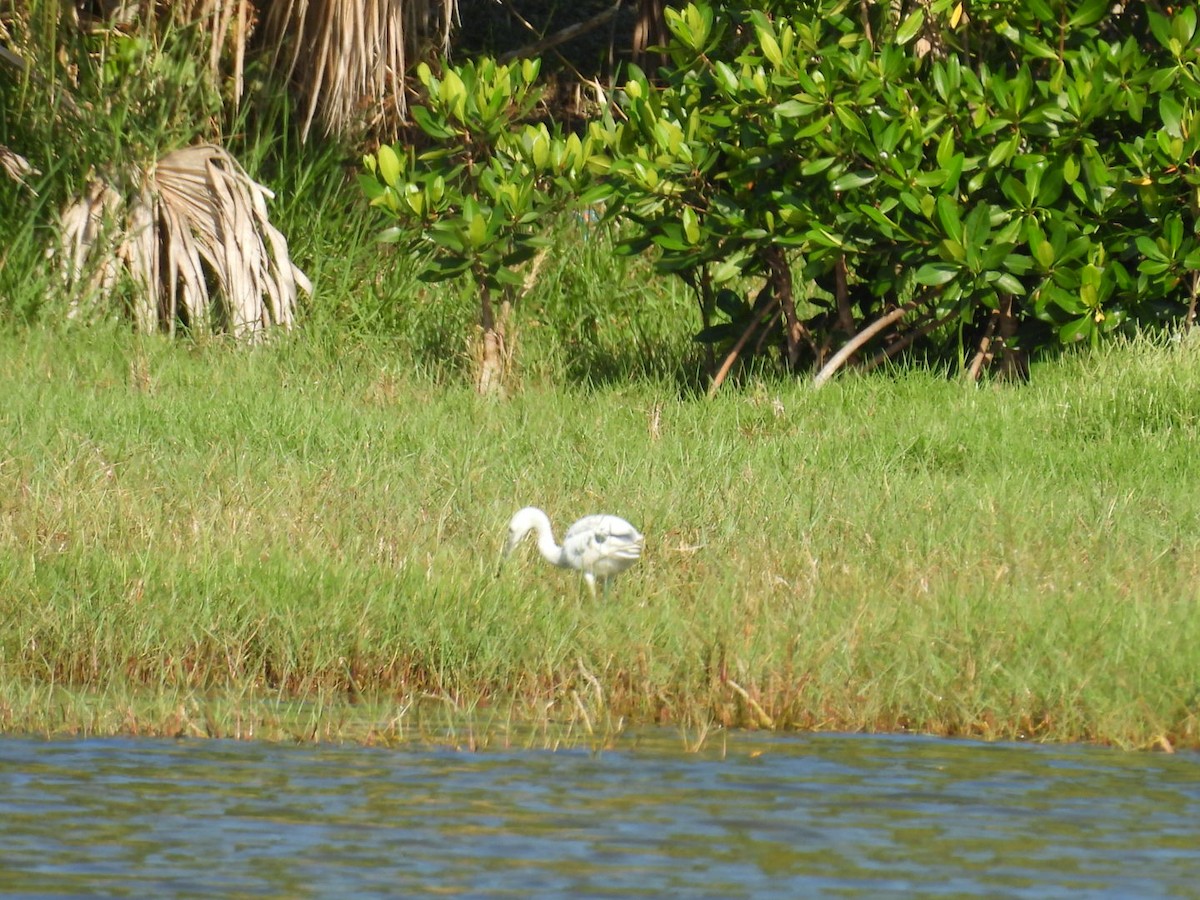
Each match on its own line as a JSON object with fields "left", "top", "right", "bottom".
{"left": 362, "top": 57, "right": 604, "bottom": 393}
{"left": 591, "top": 0, "right": 1200, "bottom": 386}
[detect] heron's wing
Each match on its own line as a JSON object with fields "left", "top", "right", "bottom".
{"left": 563, "top": 515, "right": 611, "bottom": 541}
{"left": 564, "top": 515, "right": 643, "bottom": 567}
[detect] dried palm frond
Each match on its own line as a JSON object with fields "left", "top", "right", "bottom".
{"left": 170, "top": 0, "right": 257, "bottom": 106}
{"left": 57, "top": 143, "right": 310, "bottom": 339}
{"left": 0, "top": 145, "right": 39, "bottom": 191}
{"left": 264, "top": 0, "right": 458, "bottom": 140}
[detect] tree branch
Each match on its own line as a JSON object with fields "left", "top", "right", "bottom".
{"left": 860, "top": 303, "right": 957, "bottom": 373}
{"left": 499, "top": 0, "right": 625, "bottom": 63}
{"left": 813, "top": 300, "right": 919, "bottom": 388}
{"left": 966, "top": 310, "right": 999, "bottom": 382}
{"left": 707, "top": 286, "right": 777, "bottom": 398}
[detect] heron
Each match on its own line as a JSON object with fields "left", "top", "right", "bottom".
{"left": 501, "top": 506, "right": 644, "bottom": 598}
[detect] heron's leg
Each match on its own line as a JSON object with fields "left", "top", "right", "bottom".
{"left": 583, "top": 572, "right": 597, "bottom": 599}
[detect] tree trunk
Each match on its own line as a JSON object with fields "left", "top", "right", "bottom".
{"left": 632, "top": 0, "right": 668, "bottom": 70}
{"left": 765, "top": 246, "right": 810, "bottom": 368}
{"left": 995, "top": 294, "right": 1028, "bottom": 382}
{"left": 476, "top": 282, "right": 509, "bottom": 395}
{"left": 967, "top": 295, "right": 1028, "bottom": 382}
{"left": 813, "top": 300, "right": 918, "bottom": 388}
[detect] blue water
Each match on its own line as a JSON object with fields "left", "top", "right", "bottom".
{"left": 0, "top": 731, "right": 1196, "bottom": 897}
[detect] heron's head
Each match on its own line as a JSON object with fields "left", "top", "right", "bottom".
{"left": 500, "top": 513, "right": 535, "bottom": 570}
{"left": 502, "top": 527, "right": 524, "bottom": 559}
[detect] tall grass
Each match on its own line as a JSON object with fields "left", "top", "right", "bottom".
{"left": 2, "top": 325, "right": 1198, "bottom": 748}
{"left": 3, "top": 16, "right": 1197, "bottom": 748}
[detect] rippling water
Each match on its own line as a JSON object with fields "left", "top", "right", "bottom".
{"left": 0, "top": 731, "right": 1196, "bottom": 897}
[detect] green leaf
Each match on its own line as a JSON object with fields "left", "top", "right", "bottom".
{"left": 757, "top": 24, "right": 784, "bottom": 67}
{"left": 987, "top": 134, "right": 1019, "bottom": 169}
{"left": 652, "top": 224, "right": 689, "bottom": 251}
{"left": 1033, "top": 239, "right": 1055, "bottom": 269}
{"left": 441, "top": 68, "right": 467, "bottom": 118}
{"left": 774, "top": 99, "right": 816, "bottom": 118}
{"left": 1067, "top": 0, "right": 1108, "bottom": 28}
{"left": 715, "top": 288, "right": 746, "bottom": 317}
{"left": 833, "top": 105, "right": 868, "bottom": 137}
{"left": 991, "top": 272, "right": 1026, "bottom": 295}
{"left": 940, "top": 238, "right": 966, "bottom": 263}
{"left": 428, "top": 222, "right": 467, "bottom": 255}
{"left": 963, "top": 203, "right": 992, "bottom": 254}
{"left": 468, "top": 214, "right": 489, "bottom": 250}
{"left": 935, "top": 130, "right": 956, "bottom": 170}
{"left": 694, "top": 323, "right": 735, "bottom": 344}
{"left": 1001, "top": 252, "right": 1033, "bottom": 276}
{"left": 710, "top": 257, "right": 744, "bottom": 284}
{"left": 1159, "top": 95, "right": 1184, "bottom": 139}
{"left": 859, "top": 203, "right": 903, "bottom": 236}
{"left": 801, "top": 157, "right": 836, "bottom": 176}
{"left": 376, "top": 144, "right": 402, "bottom": 188}
{"left": 936, "top": 194, "right": 962, "bottom": 240}
{"left": 830, "top": 170, "right": 877, "bottom": 191}
{"left": 419, "top": 257, "right": 472, "bottom": 282}
{"left": 1175, "top": 6, "right": 1198, "bottom": 43}
{"left": 1018, "top": 33, "right": 1060, "bottom": 60}
{"left": 940, "top": 153, "right": 964, "bottom": 194}
{"left": 795, "top": 115, "right": 834, "bottom": 138}
{"left": 894, "top": 8, "right": 925, "bottom": 45}
{"left": 914, "top": 262, "right": 960, "bottom": 285}
{"left": 358, "top": 173, "right": 385, "bottom": 201}
{"left": 1058, "top": 315, "right": 1094, "bottom": 343}
{"left": 1136, "top": 235, "right": 1168, "bottom": 262}
{"left": 931, "top": 63, "right": 949, "bottom": 101}
{"left": 410, "top": 105, "right": 453, "bottom": 140}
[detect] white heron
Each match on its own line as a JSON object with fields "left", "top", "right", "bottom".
{"left": 501, "top": 506, "right": 644, "bottom": 598}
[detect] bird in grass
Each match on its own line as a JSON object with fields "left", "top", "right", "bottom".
{"left": 501, "top": 506, "right": 644, "bottom": 598}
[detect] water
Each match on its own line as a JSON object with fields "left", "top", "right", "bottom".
{"left": 0, "top": 731, "right": 1197, "bottom": 898}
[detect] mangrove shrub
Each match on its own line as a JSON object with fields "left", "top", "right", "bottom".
{"left": 591, "top": 0, "right": 1200, "bottom": 385}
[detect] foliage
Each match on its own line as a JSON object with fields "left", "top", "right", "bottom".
{"left": 1, "top": 3, "right": 223, "bottom": 183}
{"left": 0, "top": 2, "right": 310, "bottom": 338}
{"left": 591, "top": 0, "right": 1200, "bottom": 383}
{"left": 362, "top": 56, "right": 604, "bottom": 390}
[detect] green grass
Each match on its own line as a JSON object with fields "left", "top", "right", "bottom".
{"left": 4, "top": 5, "right": 1198, "bottom": 752}
{"left": 2, "top": 324, "right": 1199, "bottom": 749}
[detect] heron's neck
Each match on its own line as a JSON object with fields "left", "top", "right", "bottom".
{"left": 525, "top": 511, "right": 569, "bottom": 568}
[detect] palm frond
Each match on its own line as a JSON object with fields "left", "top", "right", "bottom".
{"left": 170, "top": 0, "right": 256, "bottom": 106}
{"left": 0, "top": 145, "right": 39, "bottom": 191}
{"left": 57, "top": 144, "right": 310, "bottom": 338}
{"left": 264, "top": 0, "right": 458, "bottom": 140}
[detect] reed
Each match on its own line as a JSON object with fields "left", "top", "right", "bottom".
{"left": 3, "top": 324, "right": 1199, "bottom": 750}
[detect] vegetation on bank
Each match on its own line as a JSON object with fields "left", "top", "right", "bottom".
{"left": 3, "top": 2, "right": 1200, "bottom": 750}
{"left": 2, "top": 320, "right": 1199, "bottom": 749}
{"left": 366, "top": 0, "right": 1200, "bottom": 391}
{"left": 5, "top": 1, "right": 1200, "bottom": 389}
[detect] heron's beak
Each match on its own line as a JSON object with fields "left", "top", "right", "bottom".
{"left": 497, "top": 536, "right": 515, "bottom": 577}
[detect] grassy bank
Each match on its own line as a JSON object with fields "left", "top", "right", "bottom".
{"left": 2, "top": 326, "right": 1199, "bottom": 750}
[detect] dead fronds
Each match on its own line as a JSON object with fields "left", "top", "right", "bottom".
{"left": 57, "top": 143, "right": 310, "bottom": 339}
{"left": 0, "top": 145, "right": 39, "bottom": 192}
{"left": 263, "top": 0, "right": 458, "bottom": 140}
